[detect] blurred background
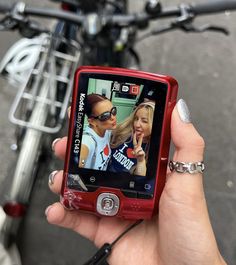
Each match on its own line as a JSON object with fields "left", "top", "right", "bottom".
{"left": 0, "top": 0, "right": 236, "bottom": 264}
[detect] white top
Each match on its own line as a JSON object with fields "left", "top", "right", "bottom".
{"left": 81, "top": 126, "right": 112, "bottom": 171}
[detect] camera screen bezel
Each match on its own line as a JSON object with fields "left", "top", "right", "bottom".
{"left": 67, "top": 72, "right": 168, "bottom": 197}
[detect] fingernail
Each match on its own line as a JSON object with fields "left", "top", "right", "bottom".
{"left": 45, "top": 205, "right": 53, "bottom": 216}
{"left": 177, "top": 99, "right": 191, "bottom": 123}
{"left": 49, "top": 170, "right": 58, "bottom": 185}
{"left": 51, "top": 138, "right": 61, "bottom": 152}
{"left": 67, "top": 107, "right": 71, "bottom": 118}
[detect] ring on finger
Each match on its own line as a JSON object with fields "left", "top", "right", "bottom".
{"left": 169, "top": 161, "right": 205, "bottom": 174}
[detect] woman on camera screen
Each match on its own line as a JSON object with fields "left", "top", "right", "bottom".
{"left": 108, "top": 101, "right": 155, "bottom": 176}
{"left": 79, "top": 93, "right": 117, "bottom": 170}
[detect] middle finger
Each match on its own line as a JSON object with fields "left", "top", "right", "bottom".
{"left": 49, "top": 170, "right": 64, "bottom": 194}
{"left": 137, "top": 133, "right": 143, "bottom": 147}
{"left": 52, "top": 136, "right": 68, "bottom": 160}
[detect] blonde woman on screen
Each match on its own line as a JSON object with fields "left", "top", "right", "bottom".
{"left": 108, "top": 101, "right": 155, "bottom": 176}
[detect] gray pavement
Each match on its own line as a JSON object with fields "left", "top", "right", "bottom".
{"left": 0, "top": 0, "right": 236, "bottom": 265}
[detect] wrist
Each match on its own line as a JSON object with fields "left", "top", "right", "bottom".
{"left": 216, "top": 255, "right": 227, "bottom": 265}
{"left": 134, "top": 161, "right": 146, "bottom": 175}
{"left": 217, "top": 261, "right": 227, "bottom": 265}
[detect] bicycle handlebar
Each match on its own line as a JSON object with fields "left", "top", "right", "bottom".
{"left": 0, "top": 3, "right": 12, "bottom": 13}
{"left": 0, "top": 1, "right": 236, "bottom": 26}
{"left": 24, "top": 6, "right": 84, "bottom": 24}
{"left": 190, "top": 0, "right": 236, "bottom": 15}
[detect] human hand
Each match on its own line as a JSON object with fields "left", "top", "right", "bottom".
{"left": 132, "top": 132, "right": 145, "bottom": 163}
{"left": 46, "top": 99, "right": 226, "bottom": 265}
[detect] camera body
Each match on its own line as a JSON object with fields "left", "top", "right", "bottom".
{"left": 61, "top": 66, "right": 178, "bottom": 219}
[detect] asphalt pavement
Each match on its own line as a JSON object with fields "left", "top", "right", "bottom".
{"left": 0, "top": 1, "right": 236, "bottom": 265}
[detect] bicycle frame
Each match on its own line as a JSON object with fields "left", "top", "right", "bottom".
{"left": 0, "top": 31, "right": 80, "bottom": 249}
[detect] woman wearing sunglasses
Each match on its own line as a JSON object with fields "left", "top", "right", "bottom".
{"left": 79, "top": 93, "right": 117, "bottom": 170}
{"left": 108, "top": 101, "right": 155, "bottom": 176}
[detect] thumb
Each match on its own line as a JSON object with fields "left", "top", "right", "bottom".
{"left": 171, "top": 99, "right": 205, "bottom": 162}
{"left": 166, "top": 99, "right": 205, "bottom": 199}
{"left": 160, "top": 100, "right": 223, "bottom": 265}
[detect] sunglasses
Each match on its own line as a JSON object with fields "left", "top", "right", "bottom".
{"left": 91, "top": 106, "right": 117, "bottom": 122}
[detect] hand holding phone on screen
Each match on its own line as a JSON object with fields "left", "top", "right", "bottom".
{"left": 61, "top": 66, "right": 178, "bottom": 219}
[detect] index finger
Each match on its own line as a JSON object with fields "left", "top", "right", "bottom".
{"left": 46, "top": 202, "right": 99, "bottom": 242}
{"left": 133, "top": 132, "right": 137, "bottom": 147}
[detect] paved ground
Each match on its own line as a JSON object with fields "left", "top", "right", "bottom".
{"left": 0, "top": 1, "right": 236, "bottom": 265}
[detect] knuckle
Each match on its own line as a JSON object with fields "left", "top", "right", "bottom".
{"left": 187, "top": 133, "right": 205, "bottom": 150}
{"left": 160, "top": 183, "right": 206, "bottom": 212}
{"left": 195, "top": 135, "right": 205, "bottom": 148}
{"left": 175, "top": 125, "right": 205, "bottom": 153}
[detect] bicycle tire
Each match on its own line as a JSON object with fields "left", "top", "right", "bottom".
{"left": 0, "top": 131, "right": 43, "bottom": 246}
{"left": 0, "top": 67, "right": 54, "bottom": 250}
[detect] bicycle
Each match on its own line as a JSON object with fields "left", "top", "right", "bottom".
{"left": 0, "top": 0, "right": 236, "bottom": 264}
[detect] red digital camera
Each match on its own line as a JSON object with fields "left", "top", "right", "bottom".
{"left": 61, "top": 66, "right": 178, "bottom": 219}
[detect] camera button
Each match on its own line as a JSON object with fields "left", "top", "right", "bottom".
{"left": 96, "top": 193, "right": 119, "bottom": 216}
{"left": 102, "top": 197, "right": 114, "bottom": 211}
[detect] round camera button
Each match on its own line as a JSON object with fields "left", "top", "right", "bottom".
{"left": 96, "top": 193, "right": 119, "bottom": 216}
{"left": 102, "top": 197, "right": 114, "bottom": 211}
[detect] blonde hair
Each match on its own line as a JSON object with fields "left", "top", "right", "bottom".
{"left": 110, "top": 101, "right": 155, "bottom": 149}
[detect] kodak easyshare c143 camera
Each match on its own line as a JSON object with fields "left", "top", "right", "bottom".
{"left": 61, "top": 66, "right": 178, "bottom": 219}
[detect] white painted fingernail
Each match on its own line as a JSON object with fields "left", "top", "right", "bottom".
{"left": 51, "top": 138, "right": 61, "bottom": 152}
{"left": 67, "top": 107, "right": 71, "bottom": 118}
{"left": 177, "top": 99, "right": 192, "bottom": 123}
{"left": 48, "top": 170, "right": 58, "bottom": 186}
{"left": 45, "top": 205, "right": 53, "bottom": 216}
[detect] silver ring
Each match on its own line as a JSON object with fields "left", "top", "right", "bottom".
{"left": 169, "top": 160, "right": 205, "bottom": 174}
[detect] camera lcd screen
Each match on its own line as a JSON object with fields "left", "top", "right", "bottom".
{"left": 67, "top": 73, "right": 167, "bottom": 198}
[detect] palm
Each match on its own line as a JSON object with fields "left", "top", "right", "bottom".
{"left": 47, "top": 106, "right": 225, "bottom": 265}
{"left": 92, "top": 178, "right": 219, "bottom": 265}
{"left": 93, "top": 215, "right": 160, "bottom": 265}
